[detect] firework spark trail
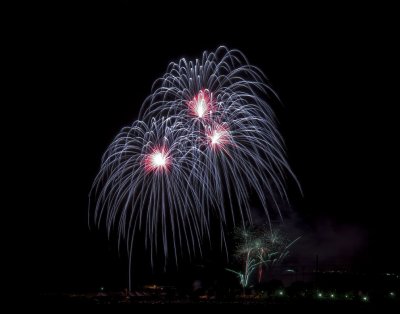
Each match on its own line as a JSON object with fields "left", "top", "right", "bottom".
{"left": 139, "top": 47, "right": 297, "bottom": 224}
{"left": 91, "top": 118, "right": 211, "bottom": 263}
{"left": 227, "top": 226, "right": 301, "bottom": 288}
{"left": 90, "top": 46, "right": 299, "bottom": 289}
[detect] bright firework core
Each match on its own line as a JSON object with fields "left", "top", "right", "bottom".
{"left": 152, "top": 152, "right": 166, "bottom": 167}
{"left": 210, "top": 130, "right": 223, "bottom": 145}
{"left": 188, "top": 90, "right": 213, "bottom": 118}
{"left": 145, "top": 149, "right": 170, "bottom": 172}
{"left": 207, "top": 126, "right": 230, "bottom": 149}
{"left": 196, "top": 98, "right": 206, "bottom": 118}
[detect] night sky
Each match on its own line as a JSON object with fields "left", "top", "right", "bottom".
{"left": 30, "top": 2, "right": 397, "bottom": 292}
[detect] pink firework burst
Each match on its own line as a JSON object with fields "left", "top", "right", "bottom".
{"left": 206, "top": 124, "right": 231, "bottom": 151}
{"left": 187, "top": 89, "right": 214, "bottom": 119}
{"left": 144, "top": 147, "right": 171, "bottom": 173}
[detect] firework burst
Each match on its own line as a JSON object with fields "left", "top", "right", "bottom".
{"left": 90, "top": 46, "right": 299, "bottom": 288}
{"left": 227, "top": 226, "right": 300, "bottom": 289}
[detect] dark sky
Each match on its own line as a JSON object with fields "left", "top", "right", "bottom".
{"left": 29, "top": 2, "right": 397, "bottom": 292}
